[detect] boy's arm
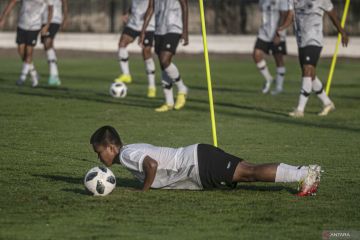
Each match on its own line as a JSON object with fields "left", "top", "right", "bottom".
{"left": 273, "top": 10, "right": 289, "bottom": 45}
{"left": 0, "top": 0, "right": 17, "bottom": 29}
{"left": 41, "top": 5, "right": 53, "bottom": 36}
{"left": 326, "top": 8, "right": 349, "bottom": 47}
{"left": 179, "top": 0, "right": 189, "bottom": 46}
{"left": 142, "top": 156, "right": 158, "bottom": 191}
{"left": 277, "top": 10, "right": 294, "bottom": 32}
{"left": 138, "top": 0, "right": 154, "bottom": 47}
{"left": 61, "top": 0, "right": 68, "bottom": 30}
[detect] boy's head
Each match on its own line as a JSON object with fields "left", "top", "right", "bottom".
{"left": 90, "top": 126, "right": 123, "bottom": 167}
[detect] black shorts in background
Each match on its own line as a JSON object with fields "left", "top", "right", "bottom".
{"left": 41, "top": 23, "right": 60, "bottom": 43}
{"left": 154, "top": 33, "right": 181, "bottom": 55}
{"left": 122, "top": 27, "right": 154, "bottom": 47}
{"left": 255, "top": 38, "right": 287, "bottom": 55}
{"left": 16, "top": 27, "right": 40, "bottom": 46}
{"left": 298, "top": 46, "right": 322, "bottom": 67}
{"left": 197, "top": 144, "right": 243, "bottom": 190}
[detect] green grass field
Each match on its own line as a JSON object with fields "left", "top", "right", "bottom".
{"left": 0, "top": 50, "right": 359, "bottom": 240}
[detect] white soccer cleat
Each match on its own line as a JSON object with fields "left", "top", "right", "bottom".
{"left": 262, "top": 80, "right": 272, "bottom": 94}
{"left": 289, "top": 109, "right": 304, "bottom": 118}
{"left": 296, "top": 165, "right": 322, "bottom": 197}
{"left": 318, "top": 102, "right": 335, "bottom": 116}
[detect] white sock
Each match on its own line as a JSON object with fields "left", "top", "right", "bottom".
{"left": 296, "top": 77, "right": 312, "bottom": 112}
{"left": 118, "top": 47, "right": 130, "bottom": 75}
{"left": 313, "top": 77, "right": 332, "bottom": 106}
{"left": 47, "top": 48, "right": 59, "bottom": 77}
{"left": 20, "top": 63, "right": 31, "bottom": 81}
{"left": 162, "top": 71, "right": 174, "bottom": 106}
{"left": 275, "top": 163, "right": 309, "bottom": 183}
{"left": 164, "top": 63, "right": 187, "bottom": 94}
{"left": 144, "top": 58, "right": 156, "bottom": 88}
{"left": 29, "top": 63, "right": 38, "bottom": 81}
{"left": 275, "top": 66, "right": 286, "bottom": 90}
{"left": 257, "top": 60, "right": 273, "bottom": 83}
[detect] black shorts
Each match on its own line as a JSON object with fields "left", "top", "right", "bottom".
{"left": 16, "top": 27, "right": 40, "bottom": 46}
{"left": 255, "top": 38, "right": 287, "bottom": 55}
{"left": 197, "top": 144, "right": 243, "bottom": 190}
{"left": 298, "top": 46, "right": 322, "bottom": 67}
{"left": 154, "top": 33, "right": 181, "bottom": 55}
{"left": 41, "top": 23, "right": 60, "bottom": 43}
{"left": 122, "top": 27, "right": 154, "bottom": 47}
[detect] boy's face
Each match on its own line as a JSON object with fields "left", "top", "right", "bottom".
{"left": 93, "top": 143, "right": 119, "bottom": 167}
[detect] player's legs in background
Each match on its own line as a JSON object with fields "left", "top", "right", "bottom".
{"left": 232, "top": 161, "right": 321, "bottom": 196}
{"left": 43, "top": 37, "right": 60, "bottom": 86}
{"left": 312, "top": 76, "right": 335, "bottom": 116}
{"left": 142, "top": 46, "right": 156, "bottom": 98}
{"left": 253, "top": 47, "right": 273, "bottom": 94}
{"left": 114, "top": 33, "right": 135, "bottom": 83}
{"left": 17, "top": 44, "right": 38, "bottom": 87}
{"left": 271, "top": 52, "right": 286, "bottom": 95}
{"left": 158, "top": 51, "right": 188, "bottom": 111}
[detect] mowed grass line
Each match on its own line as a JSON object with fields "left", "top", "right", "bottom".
{"left": 0, "top": 52, "right": 359, "bottom": 240}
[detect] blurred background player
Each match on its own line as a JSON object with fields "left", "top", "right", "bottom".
{"left": 140, "top": 0, "right": 189, "bottom": 112}
{"left": 114, "top": 0, "right": 157, "bottom": 98}
{"left": 279, "top": 0, "right": 349, "bottom": 117}
{"left": 253, "top": 0, "right": 292, "bottom": 95}
{"left": 0, "top": 0, "right": 53, "bottom": 88}
{"left": 41, "top": 0, "right": 68, "bottom": 86}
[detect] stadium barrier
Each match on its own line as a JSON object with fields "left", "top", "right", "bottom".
{"left": 0, "top": 32, "right": 359, "bottom": 57}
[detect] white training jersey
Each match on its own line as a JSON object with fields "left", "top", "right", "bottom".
{"left": 119, "top": 143, "right": 203, "bottom": 190}
{"left": 289, "top": 0, "right": 334, "bottom": 48}
{"left": 18, "top": 0, "right": 54, "bottom": 31}
{"left": 127, "top": 0, "right": 155, "bottom": 32}
{"left": 258, "top": 0, "right": 291, "bottom": 42}
{"left": 42, "top": 0, "right": 63, "bottom": 24}
{"left": 154, "top": 0, "right": 183, "bottom": 35}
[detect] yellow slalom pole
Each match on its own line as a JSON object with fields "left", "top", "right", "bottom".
{"left": 198, "top": 0, "right": 218, "bottom": 147}
{"left": 326, "top": 0, "right": 350, "bottom": 95}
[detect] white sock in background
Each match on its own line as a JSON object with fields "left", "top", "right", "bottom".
{"left": 275, "top": 163, "right": 309, "bottom": 183}
{"left": 164, "top": 63, "right": 187, "bottom": 94}
{"left": 256, "top": 60, "right": 273, "bottom": 83}
{"left": 162, "top": 71, "right": 174, "bottom": 106}
{"left": 296, "top": 77, "right": 312, "bottom": 112}
{"left": 20, "top": 62, "right": 31, "bottom": 81}
{"left": 313, "top": 76, "right": 332, "bottom": 106}
{"left": 275, "top": 66, "right": 286, "bottom": 91}
{"left": 46, "top": 48, "right": 59, "bottom": 77}
{"left": 144, "top": 58, "right": 156, "bottom": 88}
{"left": 118, "top": 47, "right": 130, "bottom": 75}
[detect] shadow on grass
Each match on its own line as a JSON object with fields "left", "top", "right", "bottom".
{"left": 236, "top": 184, "right": 298, "bottom": 194}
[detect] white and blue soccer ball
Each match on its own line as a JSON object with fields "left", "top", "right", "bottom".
{"left": 109, "top": 82, "right": 127, "bottom": 98}
{"left": 84, "top": 166, "right": 116, "bottom": 196}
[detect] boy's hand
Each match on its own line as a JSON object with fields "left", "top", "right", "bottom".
{"left": 41, "top": 25, "right": 50, "bottom": 36}
{"left": 122, "top": 13, "right": 129, "bottom": 24}
{"left": 138, "top": 31, "right": 145, "bottom": 48}
{"left": 341, "top": 31, "right": 349, "bottom": 47}
{"left": 273, "top": 32, "right": 281, "bottom": 46}
{"left": 181, "top": 31, "right": 189, "bottom": 46}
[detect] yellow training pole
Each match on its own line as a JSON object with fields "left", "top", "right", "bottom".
{"left": 199, "top": 0, "right": 218, "bottom": 147}
{"left": 326, "top": 0, "right": 350, "bottom": 95}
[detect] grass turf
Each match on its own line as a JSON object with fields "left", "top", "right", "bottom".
{"left": 0, "top": 50, "right": 359, "bottom": 240}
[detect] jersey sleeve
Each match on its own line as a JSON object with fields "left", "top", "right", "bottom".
{"left": 320, "top": 0, "right": 334, "bottom": 12}
{"left": 120, "top": 147, "right": 147, "bottom": 172}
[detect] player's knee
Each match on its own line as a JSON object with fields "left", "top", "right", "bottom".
{"left": 241, "top": 165, "right": 257, "bottom": 182}
{"left": 302, "top": 65, "right": 315, "bottom": 77}
{"left": 159, "top": 59, "right": 171, "bottom": 70}
{"left": 142, "top": 47, "right": 152, "bottom": 59}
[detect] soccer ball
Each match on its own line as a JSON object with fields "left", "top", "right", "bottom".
{"left": 109, "top": 82, "right": 127, "bottom": 98}
{"left": 84, "top": 166, "right": 116, "bottom": 196}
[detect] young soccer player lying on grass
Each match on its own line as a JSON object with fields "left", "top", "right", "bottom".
{"left": 91, "top": 126, "right": 322, "bottom": 197}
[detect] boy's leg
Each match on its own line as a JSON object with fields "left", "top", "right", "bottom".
{"left": 143, "top": 46, "right": 156, "bottom": 98}
{"left": 114, "top": 30, "right": 136, "bottom": 83}
{"left": 312, "top": 76, "right": 335, "bottom": 116}
{"left": 271, "top": 52, "right": 286, "bottom": 95}
{"left": 232, "top": 161, "right": 321, "bottom": 196}
{"left": 253, "top": 39, "right": 273, "bottom": 94}
{"left": 25, "top": 45, "right": 39, "bottom": 88}
{"left": 17, "top": 44, "right": 29, "bottom": 85}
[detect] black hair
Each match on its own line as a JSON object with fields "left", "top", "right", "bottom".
{"left": 90, "top": 126, "right": 122, "bottom": 147}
